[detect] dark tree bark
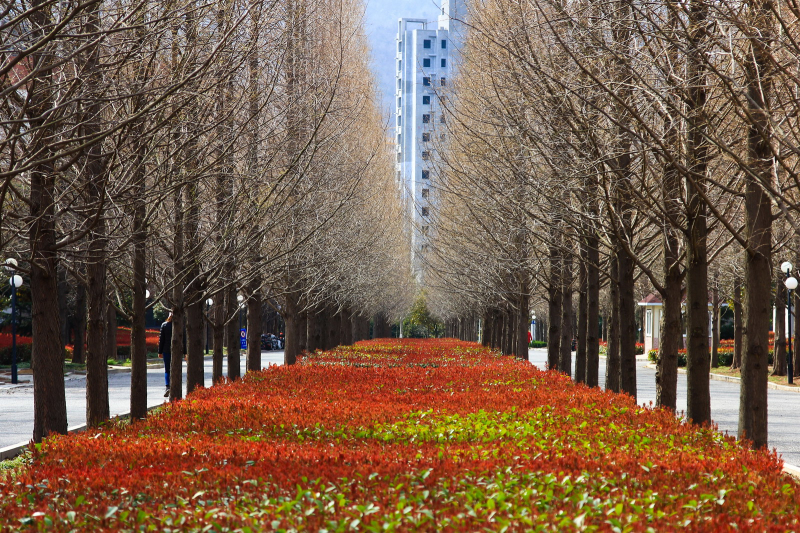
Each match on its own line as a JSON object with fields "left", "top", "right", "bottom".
{"left": 772, "top": 271, "right": 787, "bottom": 376}
{"left": 283, "top": 286, "right": 300, "bottom": 365}
{"left": 186, "top": 300, "right": 204, "bottom": 393}
{"left": 517, "top": 285, "right": 529, "bottom": 360}
{"left": 29, "top": 161, "right": 68, "bottom": 441}
{"left": 247, "top": 288, "right": 263, "bottom": 373}
{"left": 711, "top": 273, "right": 721, "bottom": 368}
{"left": 547, "top": 243, "right": 562, "bottom": 370}
{"left": 732, "top": 275, "right": 743, "bottom": 370}
{"left": 226, "top": 286, "right": 241, "bottom": 380}
{"left": 85, "top": 240, "right": 109, "bottom": 428}
{"left": 212, "top": 291, "right": 225, "bottom": 384}
{"left": 72, "top": 275, "right": 87, "bottom": 364}
{"left": 559, "top": 251, "right": 573, "bottom": 375}
{"left": 129, "top": 219, "right": 148, "bottom": 418}
{"left": 107, "top": 301, "right": 117, "bottom": 362}
{"left": 576, "top": 255, "right": 587, "bottom": 382}
{"left": 606, "top": 256, "right": 621, "bottom": 393}
{"left": 585, "top": 232, "right": 600, "bottom": 387}
{"left": 618, "top": 249, "right": 637, "bottom": 399}
{"left": 739, "top": 0, "right": 774, "bottom": 449}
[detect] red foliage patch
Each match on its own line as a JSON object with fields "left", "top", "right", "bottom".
{"left": 0, "top": 339, "right": 798, "bottom": 531}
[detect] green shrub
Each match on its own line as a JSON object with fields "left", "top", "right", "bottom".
{"left": 0, "top": 343, "right": 32, "bottom": 366}
{"left": 528, "top": 340, "right": 547, "bottom": 348}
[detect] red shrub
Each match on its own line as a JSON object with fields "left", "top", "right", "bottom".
{"left": 0, "top": 339, "right": 797, "bottom": 531}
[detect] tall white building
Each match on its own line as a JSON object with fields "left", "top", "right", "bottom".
{"left": 396, "top": 1, "right": 463, "bottom": 278}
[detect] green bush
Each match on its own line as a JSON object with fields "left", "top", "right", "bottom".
{"left": 528, "top": 340, "right": 547, "bottom": 348}
{"left": 0, "top": 343, "right": 32, "bottom": 366}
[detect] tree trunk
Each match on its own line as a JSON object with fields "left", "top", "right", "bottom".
{"left": 547, "top": 245, "right": 562, "bottom": 370}
{"left": 606, "top": 256, "right": 621, "bottom": 392}
{"left": 772, "top": 271, "right": 787, "bottom": 376}
{"left": 29, "top": 163, "right": 68, "bottom": 441}
{"left": 517, "top": 286, "right": 529, "bottom": 360}
{"left": 169, "top": 307, "right": 185, "bottom": 401}
{"left": 576, "top": 255, "right": 587, "bottom": 382}
{"left": 739, "top": 0, "right": 774, "bottom": 448}
{"left": 247, "top": 289, "right": 263, "bottom": 373}
{"left": 585, "top": 233, "right": 600, "bottom": 387}
{"left": 732, "top": 275, "right": 743, "bottom": 370}
{"left": 226, "top": 287, "right": 241, "bottom": 380}
{"left": 186, "top": 300, "right": 204, "bottom": 393}
{"left": 72, "top": 277, "right": 86, "bottom": 364}
{"left": 212, "top": 291, "right": 225, "bottom": 384}
{"left": 107, "top": 301, "right": 117, "bottom": 362}
{"left": 283, "top": 290, "right": 300, "bottom": 365}
{"left": 130, "top": 219, "right": 147, "bottom": 419}
{"left": 85, "top": 248, "right": 109, "bottom": 428}
{"left": 618, "top": 250, "right": 637, "bottom": 399}
{"left": 711, "top": 273, "right": 721, "bottom": 368}
{"left": 559, "top": 252, "right": 573, "bottom": 375}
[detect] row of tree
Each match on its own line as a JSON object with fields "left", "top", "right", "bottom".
{"left": 1, "top": 0, "right": 412, "bottom": 442}
{"left": 427, "top": 0, "right": 799, "bottom": 449}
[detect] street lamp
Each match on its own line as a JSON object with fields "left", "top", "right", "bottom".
{"left": 8, "top": 273, "right": 23, "bottom": 384}
{"left": 205, "top": 298, "right": 213, "bottom": 354}
{"left": 237, "top": 294, "right": 245, "bottom": 334}
{"left": 782, "top": 261, "right": 797, "bottom": 385}
{"left": 531, "top": 313, "right": 537, "bottom": 342}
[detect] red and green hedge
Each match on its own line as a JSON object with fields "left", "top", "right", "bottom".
{"left": 1, "top": 339, "right": 798, "bottom": 531}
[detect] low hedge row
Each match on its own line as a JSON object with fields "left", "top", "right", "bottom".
{"left": 2, "top": 339, "right": 798, "bottom": 530}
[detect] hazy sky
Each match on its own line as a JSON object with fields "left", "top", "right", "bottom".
{"left": 364, "top": 0, "right": 442, "bottom": 114}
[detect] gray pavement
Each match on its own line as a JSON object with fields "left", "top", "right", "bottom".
{"left": 0, "top": 351, "right": 285, "bottom": 449}
{"left": 527, "top": 348, "right": 800, "bottom": 466}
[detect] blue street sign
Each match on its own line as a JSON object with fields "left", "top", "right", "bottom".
{"left": 240, "top": 328, "right": 247, "bottom": 350}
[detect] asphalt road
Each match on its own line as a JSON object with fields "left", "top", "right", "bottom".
{"left": 527, "top": 348, "right": 800, "bottom": 466}
{"left": 0, "top": 351, "right": 286, "bottom": 449}
{"left": 3, "top": 347, "right": 799, "bottom": 468}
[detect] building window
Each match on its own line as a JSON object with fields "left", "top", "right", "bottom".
{"left": 421, "top": 207, "right": 429, "bottom": 216}
{"left": 422, "top": 170, "right": 430, "bottom": 179}
{"left": 421, "top": 225, "right": 429, "bottom": 235}
{"left": 440, "top": 77, "right": 447, "bottom": 86}
{"left": 422, "top": 188, "right": 429, "bottom": 199}
{"left": 397, "top": 116, "right": 401, "bottom": 126}
{"left": 398, "top": 60, "right": 401, "bottom": 72}
{"left": 441, "top": 58, "right": 447, "bottom": 68}
{"left": 422, "top": 114, "right": 430, "bottom": 123}
{"left": 421, "top": 244, "right": 429, "bottom": 252}
{"left": 423, "top": 77, "right": 431, "bottom": 86}
{"left": 398, "top": 79, "right": 402, "bottom": 89}
{"left": 422, "top": 132, "right": 430, "bottom": 142}
{"left": 423, "top": 58, "right": 431, "bottom": 68}
{"left": 423, "top": 39, "right": 431, "bottom": 49}
{"left": 440, "top": 114, "right": 446, "bottom": 124}
{"left": 397, "top": 171, "right": 401, "bottom": 180}
{"left": 397, "top": 153, "right": 402, "bottom": 162}
{"left": 441, "top": 39, "right": 447, "bottom": 49}
{"left": 646, "top": 309, "right": 652, "bottom": 337}
{"left": 422, "top": 95, "right": 430, "bottom": 105}
{"left": 398, "top": 41, "right": 402, "bottom": 52}
{"left": 421, "top": 151, "right": 430, "bottom": 160}
{"left": 397, "top": 97, "right": 401, "bottom": 108}
{"left": 397, "top": 134, "right": 401, "bottom": 144}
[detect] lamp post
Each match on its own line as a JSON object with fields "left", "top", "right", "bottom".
{"left": 205, "top": 298, "right": 213, "bottom": 354}
{"left": 782, "top": 261, "right": 797, "bottom": 384}
{"left": 8, "top": 272, "right": 23, "bottom": 385}
{"left": 531, "top": 313, "right": 537, "bottom": 342}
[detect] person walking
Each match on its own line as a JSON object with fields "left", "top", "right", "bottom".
{"left": 158, "top": 313, "right": 173, "bottom": 398}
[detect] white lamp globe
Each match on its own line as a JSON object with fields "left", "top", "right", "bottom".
{"left": 237, "top": 294, "right": 244, "bottom": 302}
{"left": 787, "top": 277, "right": 798, "bottom": 291}
{"left": 206, "top": 298, "right": 214, "bottom": 306}
{"left": 145, "top": 289, "right": 151, "bottom": 298}
{"left": 782, "top": 261, "right": 794, "bottom": 275}
{"left": 5, "top": 258, "right": 17, "bottom": 270}
{"left": 10, "top": 275, "right": 23, "bottom": 288}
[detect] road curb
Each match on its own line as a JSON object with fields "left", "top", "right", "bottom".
{"left": 644, "top": 363, "right": 800, "bottom": 393}
{"left": 784, "top": 463, "right": 800, "bottom": 479}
